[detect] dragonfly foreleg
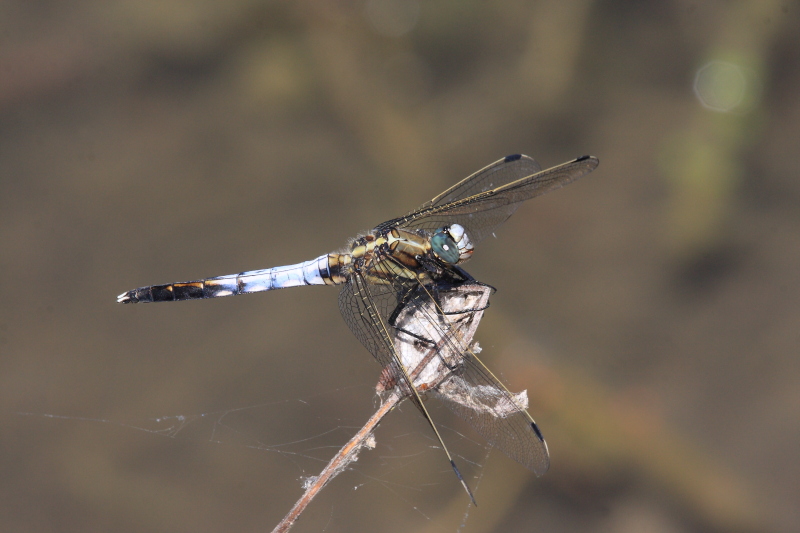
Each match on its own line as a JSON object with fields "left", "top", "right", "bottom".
{"left": 387, "top": 285, "right": 438, "bottom": 347}
{"left": 389, "top": 281, "right": 464, "bottom": 373}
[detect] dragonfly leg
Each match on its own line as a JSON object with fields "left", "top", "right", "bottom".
{"left": 388, "top": 281, "right": 464, "bottom": 372}
{"left": 427, "top": 284, "right": 463, "bottom": 371}
{"left": 387, "top": 285, "right": 438, "bottom": 347}
{"left": 439, "top": 278, "right": 494, "bottom": 316}
{"left": 451, "top": 265, "right": 476, "bottom": 282}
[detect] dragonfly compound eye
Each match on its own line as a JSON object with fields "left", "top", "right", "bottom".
{"left": 431, "top": 229, "right": 461, "bottom": 265}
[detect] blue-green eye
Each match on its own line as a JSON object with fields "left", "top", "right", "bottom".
{"left": 431, "top": 231, "right": 460, "bottom": 264}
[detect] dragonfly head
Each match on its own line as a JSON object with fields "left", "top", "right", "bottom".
{"left": 431, "top": 224, "right": 474, "bottom": 265}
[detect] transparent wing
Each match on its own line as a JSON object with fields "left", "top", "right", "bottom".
{"left": 338, "top": 256, "right": 475, "bottom": 392}
{"left": 376, "top": 155, "right": 598, "bottom": 246}
{"left": 434, "top": 345, "right": 550, "bottom": 474}
{"left": 338, "top": 268, "right": 403, "bottom": 380}
{"left": 339, "top": 255, "right": 550, "bottom": 474}
{"left": 407, "top": 281, "right": 550, "bottom": 474}
{"left": 338, "top": 260, "right": 483, "bottom": 501}
{"left": 425, "top": 154, "right": 542, "bottom": 209}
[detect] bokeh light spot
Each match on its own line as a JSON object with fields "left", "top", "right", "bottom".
{"left": 693, "top": 61, "right": 752, "bottom": 113}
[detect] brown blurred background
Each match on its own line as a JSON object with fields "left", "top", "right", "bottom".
{"left": 2, "top": 1, "right": 799, "bottom": 532}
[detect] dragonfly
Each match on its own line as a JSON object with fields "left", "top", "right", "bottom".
{"left": 118, "top": 153, "right": 599, "bottom": 503}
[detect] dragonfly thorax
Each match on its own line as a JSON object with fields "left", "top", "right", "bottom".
{"left": 345, "top": 227, "right": 469, "bottom": 285}
{"left": 346, "top": 229, "right": 428, "bottom": 280}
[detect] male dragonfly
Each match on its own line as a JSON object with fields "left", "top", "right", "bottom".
{"left": 118, "top": 153, "right": 599, "bottom": 503}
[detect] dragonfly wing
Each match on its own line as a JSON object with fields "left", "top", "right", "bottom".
{"left": 338, "top": 267, "right": 403, "bottom": 377}
{"left": 338, "top": 259, "right": 488, "bottom": 502}
{"left": 425, "top": 154, "right": 543, "bottom": 210}
{"left": 338, "top": 256, "right": 460, "bottom": 391}
{"left": 375, "top": 154, "right": 540, "bottom": 236}
{"left": 338, "top": 254, "right": 484, "bottom": 391}
{"left": 434, "top": 350, "right": 550, "bottom": 474}
{"left": 405, "top": 281, "right": 550, "bottom": 474}
{"left": 340, "top": 255, "right": 550, "bottom": 474}
{"left": 377, "top": 155, "right": 598, "bottom": 246}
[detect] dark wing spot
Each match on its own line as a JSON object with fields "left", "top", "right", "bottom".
{"left": 576, "top": 155, "right": 591, "bottom": 162}
{"left": 531, "top": 421, "right": 545, "bottom": 442}
{"left": 504, "top": 154, "right": 522, "bottom": 162}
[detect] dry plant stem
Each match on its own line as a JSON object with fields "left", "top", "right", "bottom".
{"left": 272, "top": 283, "right": 491, "bottom": 532}
{"left": 271, "top": 390, "right": 403, "bottom": 533}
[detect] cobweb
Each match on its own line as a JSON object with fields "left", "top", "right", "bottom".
{"left": 19, "top": 283, "right": 518, "bottom": 531}
{"left": 19, "top": 382, "right": 496, "bottom": 530}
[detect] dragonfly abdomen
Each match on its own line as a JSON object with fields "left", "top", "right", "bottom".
{"left": 117, "top": 254, "right": 350, "bottom": 303}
